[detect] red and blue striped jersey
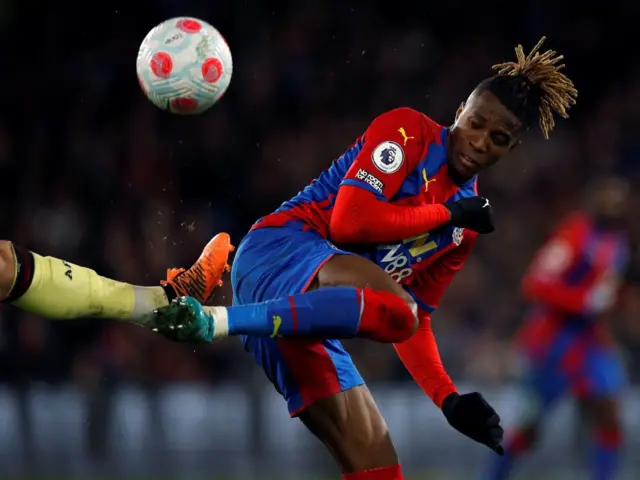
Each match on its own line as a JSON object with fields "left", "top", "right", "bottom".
{"left": 517, "top": 212, "right": 629, "bottom": 348}
{"left": 252, "top": 107, "right": 480, "bottom": 315}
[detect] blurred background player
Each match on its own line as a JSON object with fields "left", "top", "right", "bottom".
{"left": 151, "top": 38, "right": 577, "bottom": 480}
{"left": 482, "top": 177, "right": 631, "bottom": 480}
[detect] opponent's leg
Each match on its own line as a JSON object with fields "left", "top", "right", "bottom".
{"left": 0, "top": 234, "right": 232, "bottom": 324}
{"left": 0, "top": 241, "right": 163, "bottom": 323}
{"left": 580, "top": 396, "right": 622, "bottom": 480}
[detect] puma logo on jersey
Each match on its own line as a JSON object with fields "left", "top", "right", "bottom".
{"left": 422, "top": 168, "right": 437, "bottom": 192}
{"left": 397, "top": 127, "right": 415, "bottom": 146}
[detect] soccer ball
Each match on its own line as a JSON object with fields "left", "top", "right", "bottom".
{"left": 136, "top": 17, "right": 232, "bottom": 114}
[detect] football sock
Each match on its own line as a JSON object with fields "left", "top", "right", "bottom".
{"left": 206, "top": 287, "right": 416, "bottom": 342}
{"left": 4, "top": 245, "right": 168, "bottom": 324}
{"left": 591, "top": 426, "right": 621, "bottom": 480}
{"left": 343, "top": 465, "right": 404, "bottom": 480}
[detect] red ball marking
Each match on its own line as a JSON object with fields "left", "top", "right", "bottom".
{"left": 170, "top": 97, "right": 199, "bottom": 113}
{"left": 150, "top": 52, "right": 173, "bottom": 78}
{"left": 177, "top": 19, "right": 202, "bottom": 33}
{"left": 202, "top": 58, "right": 223, "bottom": 83}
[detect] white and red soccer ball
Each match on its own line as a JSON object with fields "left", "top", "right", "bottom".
{"left": 136, "top": 17, "right": 232, "bottom": 114}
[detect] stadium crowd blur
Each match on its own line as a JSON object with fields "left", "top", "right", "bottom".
{"left": 1, "top": 1, "right": 639, "bottom": 390}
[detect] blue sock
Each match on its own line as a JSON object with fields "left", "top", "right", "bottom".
{"left": 591, "top": 430, "right": 621, "bottom": 480}
{"left": 226, "top": 287, "right": 362, "bottom": 337}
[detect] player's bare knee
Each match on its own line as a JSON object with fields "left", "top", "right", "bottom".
{"left": 0, "top": 241, "right": 16, "bottom": 300}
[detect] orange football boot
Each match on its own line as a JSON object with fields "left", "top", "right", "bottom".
{"left": 161, "top": 232, "right": 234, "bottom": 304}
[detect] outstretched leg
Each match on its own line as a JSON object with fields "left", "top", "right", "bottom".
{"left": 153, "top": 253, "right": 418, "bottom": 344}
{"left": 0, "top": 234, "right": 233, "bottom": 324}
{"left": 155, "top": 285, "right": 416, "bottom": 343}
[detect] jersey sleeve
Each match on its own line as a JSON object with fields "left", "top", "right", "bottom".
{"left": 330, "top": 108, "right": 451, "bottom": 244}
{"left": 393, "top": 232, "right": 477, "bottom": 408}
{"left": 340, "top": 107, "right": 430, "bottom": 200}
{"left": 393, "top": 313, "right": 457, "bottom": 408}
{"left": 521, "top": 215, "right": 611, "bottom": 314}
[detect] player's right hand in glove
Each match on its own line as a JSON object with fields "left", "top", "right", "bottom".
{"left": 445, "top": 196, "right": 495, "bottom": 234}
{"left": 441, "top": 392, "right": 504, "bottom": 454}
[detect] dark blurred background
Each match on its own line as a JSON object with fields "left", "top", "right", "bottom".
{"left": 0, "top": 0, "right": 639, "bottom": 478}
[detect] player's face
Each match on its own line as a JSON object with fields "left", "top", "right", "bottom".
{"left": 449, "top": 91, "right": 521, "bottom": 177}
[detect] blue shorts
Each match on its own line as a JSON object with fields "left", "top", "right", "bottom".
{"left": 519, "top": 327, "right": 626, "bottom": 412}
{"left": 231, "top": 223, "right": 365, "bottom": 416}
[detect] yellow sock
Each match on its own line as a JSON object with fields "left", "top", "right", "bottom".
{"left": 11, "top": 253, "right": 168, "bottom": 324}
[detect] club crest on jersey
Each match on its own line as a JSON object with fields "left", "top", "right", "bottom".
{"left": 372, "top": 141, "right": 404, "bottom": 174}
{"left": 452, "top": 227, "right": 464, "bottom": 246}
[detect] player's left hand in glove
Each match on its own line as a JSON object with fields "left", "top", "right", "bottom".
{"left": 441, "top": 392, "right": 504, "bottom": 455}
{"left": 445, "top": 196, "right": 495, "bottom": 234}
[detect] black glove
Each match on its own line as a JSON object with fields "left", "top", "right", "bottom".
{"left": 442, "top": 392, "right": 504, "bottom": 454}
{"left": 445, "top": 196, "right": 495, "bottom": 234}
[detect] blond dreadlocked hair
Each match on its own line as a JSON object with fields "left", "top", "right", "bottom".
{"left": 477, "top": 37, "right": 578, "bottom": 139}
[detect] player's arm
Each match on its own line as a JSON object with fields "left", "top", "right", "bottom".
{"left": 521, "top": 217, "right": 612, "bottom": 315}
{"left": 393, "top": 233, "right": 477, "bottom": 407}
{"left": 330, "top": 108, "right": 452, "bottom": 244}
